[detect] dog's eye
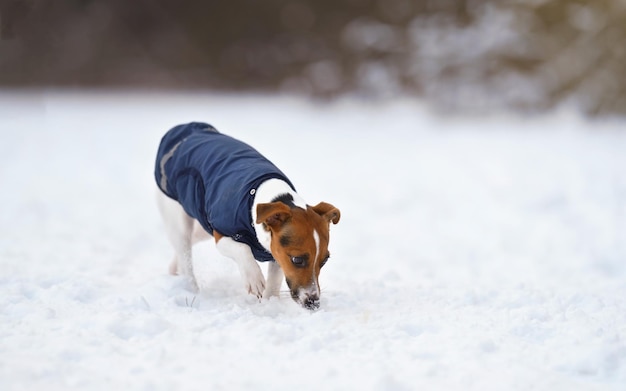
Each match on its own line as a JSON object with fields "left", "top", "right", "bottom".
{"left": 291, "top": 256, "right": 308, "bottom": 268}
{"left": 320, "top": 255, "right": 330, "bottom": 268}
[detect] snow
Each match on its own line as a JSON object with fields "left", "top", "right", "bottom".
{"left": 1, "top": 90, "right": 626, "bottom": 391}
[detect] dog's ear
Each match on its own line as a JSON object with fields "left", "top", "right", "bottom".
{"left": 256, "top": 202, "right": 292, "bottom": 230}
{"left": 312, "top": 202, "right": 341, "bottom": 224}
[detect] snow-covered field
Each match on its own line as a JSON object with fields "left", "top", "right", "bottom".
{"left": 1, "top": 90, "right": 625, "bottom": 391}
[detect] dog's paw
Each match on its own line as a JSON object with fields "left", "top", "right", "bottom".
{"left": 190, "top": 278, "right": 200, "bottom": 293}
{"left": 169, "top": 258, "right": 178, "bottom": 275}
{"left": 241, "top": 265, "right": 266, "bottom": 299}
{"left": 172, "top": 274, "right": 200, "bottom": 293}
{"left": 185, "top": 276, "right": 200, "bottom": 293}
{"left": 262, "top": 280, "right": 282, "bottom": 299}
{"left": 262, "top": 287, "right": 279, "bottom": 299}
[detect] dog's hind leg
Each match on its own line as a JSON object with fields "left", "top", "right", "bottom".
{"left": 156, "top": 190, "right": 198, "bottom": 291}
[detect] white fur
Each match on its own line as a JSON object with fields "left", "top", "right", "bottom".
{"left": 252, "top": 178, "right": 306, "bottom": 252}
{"left": 313, "top": 229, "right": 320, "bottom": 266}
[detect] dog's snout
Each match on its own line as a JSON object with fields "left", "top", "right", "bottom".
{"left": 288, "top": 279, "right": 321, "bottom": 310}
{"left": 303, "top": 293, "right": 320, "bottom": 310}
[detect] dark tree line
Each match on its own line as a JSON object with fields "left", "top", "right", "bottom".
{"left": 1, "top": 0, "right": 625, "bottom": 116}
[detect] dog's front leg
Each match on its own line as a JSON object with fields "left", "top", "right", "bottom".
{"left": 263, "top": 261, "right": 283, "bottom": 299}
{"left": 215, "top": 236, "right": 265, "bottom": 298}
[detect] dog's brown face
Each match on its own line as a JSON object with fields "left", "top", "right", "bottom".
{"left": 256, "top": 201, "right": 340, "bottom": 310}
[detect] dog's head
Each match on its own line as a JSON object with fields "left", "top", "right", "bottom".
{"left": 256, "top": 200, "right": 340, "bottom": 310}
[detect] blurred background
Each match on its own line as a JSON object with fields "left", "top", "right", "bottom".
{"left": 1, "top": 0, "right": 625, "bottom": 116}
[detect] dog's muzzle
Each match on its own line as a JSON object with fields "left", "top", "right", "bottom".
{"left": 302, "top": 293, "right": 320, "bottom": 310}
{"left": 291, "top": 286, "right": 320, "bottom": 310}
{"left": 286, "top": 278, "right": 321, "bottom": 310}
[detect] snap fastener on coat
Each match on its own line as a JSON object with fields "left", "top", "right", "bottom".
{"left": 250, "top": 189, "right": 256, "bottom": 195}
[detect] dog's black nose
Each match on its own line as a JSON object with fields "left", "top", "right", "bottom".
{"left": 303, "top": 294, "right": 320, "bottom": 310}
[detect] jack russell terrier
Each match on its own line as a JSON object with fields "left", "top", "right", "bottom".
{"left": 154, "top": 122, "right": 340, "bottom": 310}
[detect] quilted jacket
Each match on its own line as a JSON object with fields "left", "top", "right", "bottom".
{"left": 155, "top": 122, "right": 295, "bottom": 262}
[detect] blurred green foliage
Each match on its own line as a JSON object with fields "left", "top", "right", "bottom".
{"left": 1, "top": 0, "right": 624, "bottom": 115}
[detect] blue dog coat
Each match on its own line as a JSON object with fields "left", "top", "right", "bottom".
{"left": 155, "top": 122, "right": 295, "bottom": 262}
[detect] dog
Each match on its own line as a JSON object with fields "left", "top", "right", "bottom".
{"left": 154, "top": 122, "right": 340, "bottom": 310}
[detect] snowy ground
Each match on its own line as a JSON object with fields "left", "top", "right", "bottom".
{"left": 1, "top": 90, "right": 625, "bottom": 391}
